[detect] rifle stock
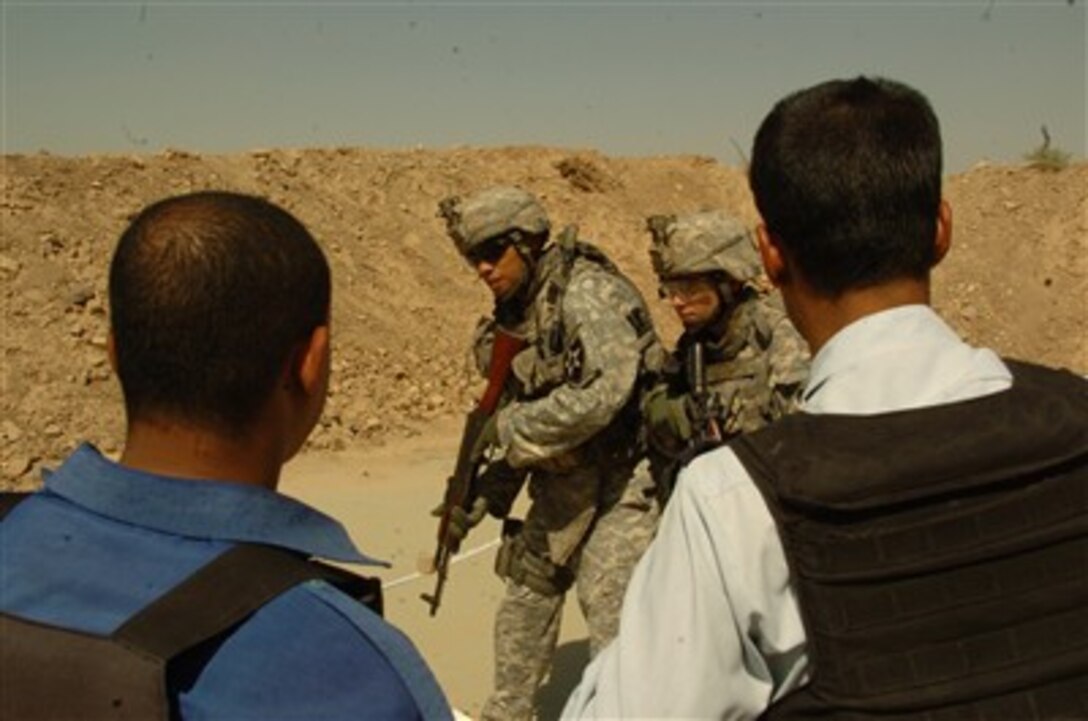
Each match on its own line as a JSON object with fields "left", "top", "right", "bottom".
{"left": 421, "top": 328, "right": 525, "bottom": 616}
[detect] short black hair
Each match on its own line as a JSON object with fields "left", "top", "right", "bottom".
{"left": 749, "top": 76, "right": 943, "bottom": 297}
{"left": 109, "top": 191, "right": 330, "bottom": 433}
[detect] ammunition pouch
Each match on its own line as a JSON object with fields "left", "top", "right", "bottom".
{"left": 493, "top": 519, "right": 574, "bottom": 597}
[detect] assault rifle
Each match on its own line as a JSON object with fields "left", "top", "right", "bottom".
{"left": 421, "top": 328, "right": 526, "bottom": 616}
{"left": 686, "top": 341, "right": 722, "bottom": 445}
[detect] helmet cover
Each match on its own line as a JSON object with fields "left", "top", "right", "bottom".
{"left": 438, "top": 186, "right": 550, "bottom": 256}
{"left": 647, "top": 210, "right": 761, "bottom": 283}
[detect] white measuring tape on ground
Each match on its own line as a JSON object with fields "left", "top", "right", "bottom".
{"left": 381, "top": 536, "right": 502, "bottom": 590}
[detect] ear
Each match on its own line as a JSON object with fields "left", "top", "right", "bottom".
{"left": 756, "top": 224, "right": 788, "bottom": 287}
{"left": 295, "top": 325, "right": 330, "bottom": 397}
{"left": 932, "top": 199, "right": 952, "bottom": 268}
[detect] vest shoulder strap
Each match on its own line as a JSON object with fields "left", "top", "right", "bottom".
{"left": 734, "top": 359, "right": 1088, "bottom": 511}
{"left": 114, "top": 543, "right": 382, "bottom": 659}
{"left": 0, "top": 491, "right": 30, "bottom": 519}
{"left": 2, "top": 539, "right": 382, "bottom": 721}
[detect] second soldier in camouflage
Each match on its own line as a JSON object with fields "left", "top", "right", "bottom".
{"left": 643, "top": 210, "right": 810, "bottom": 496}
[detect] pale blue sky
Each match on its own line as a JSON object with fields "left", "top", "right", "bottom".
{"left": 2, "top": 1, "right": 1085, "bottom": 172}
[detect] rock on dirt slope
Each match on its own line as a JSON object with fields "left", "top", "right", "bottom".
{"left": 2, "top": 147, "right": 1085, "bottom": 488}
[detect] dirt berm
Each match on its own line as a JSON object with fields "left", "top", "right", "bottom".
{"left": 2, "top": 147, "right": 1085, "bottom": 488}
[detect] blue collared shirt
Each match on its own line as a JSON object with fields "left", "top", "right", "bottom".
{"left": 1, "top": 444, "right": 452, "bottom": 721}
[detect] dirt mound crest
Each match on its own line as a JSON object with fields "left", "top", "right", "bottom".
{"left": 2, "top": 148, "right": 1084, "bottom": 487}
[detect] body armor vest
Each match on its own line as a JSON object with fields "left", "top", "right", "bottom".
{"left": 732, "top": 360, "right": 1088, "bottom": 720}
{"left": 508, "top": 229, "right": 659, "bottom": 464}
{"left": 521, "top": 227, "right": 658, "bottom": 399}
{"left": 1, "top": 494, "right": 382, "bottom": 721}
{"left": 674, "top": 292, "right": 799, "bottom": 438}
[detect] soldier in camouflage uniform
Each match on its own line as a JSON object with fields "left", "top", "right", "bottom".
{"left": 437, "top": 186, "right": 662, "bottom": 721}
{"left": 642, "top": 210, "right": 809, "bottom": 492}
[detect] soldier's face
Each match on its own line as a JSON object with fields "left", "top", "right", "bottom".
{"left": 474, "top": 244, "right": 527, "bottom": 301}
{"left": 661, "top": 275, "right": 721, "bottom": 330}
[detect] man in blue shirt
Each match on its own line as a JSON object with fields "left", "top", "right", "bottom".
{"left": 1, "top": 191, "right": 452, "bottom": 720}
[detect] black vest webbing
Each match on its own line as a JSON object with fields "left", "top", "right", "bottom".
{"left": 1, "top": 495, "right": 382, "bottom": 721}
{"left": 732, "top": 360, "right": 1088, "bottom": 720}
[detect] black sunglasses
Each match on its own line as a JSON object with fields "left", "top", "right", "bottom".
{"left": 466, "top": 237, "right": 510, "bottom": 266}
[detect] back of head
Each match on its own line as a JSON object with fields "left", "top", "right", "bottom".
{"left": 646, "top": 210, "right": 761, "bottom": 284}
{"left": 438, "top": 185, "right": 550, "bottom": 257}
{"left": 109, "top": 191, "right": 330, "bottom": 434}
{"left": 749, "top": 76, "right": 943, "bottom": 297}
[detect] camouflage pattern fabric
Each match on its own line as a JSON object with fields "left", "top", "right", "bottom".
{"left": 470, "top": 240, "right": 663, "bottom": 721}
{"left": 493, "top": 244, "right": 660, "bottom": 470}
{"left": 647, "top": 209, "right": 762, "bottom": 283}
{"left": 700, "top": 291, "right": 809, "bottom": 434}
{"left": 482, "top": 462, "right": 658, "bottom": 721}
{"left": 439, "top": 186, "right": 550, "bottom": 256}
{"left": 646, "top": 290, "right": 810, "bottom": 460}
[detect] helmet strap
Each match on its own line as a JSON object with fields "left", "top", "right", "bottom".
{"left": 701, "top": 280, "right": 741, "bottom": 338}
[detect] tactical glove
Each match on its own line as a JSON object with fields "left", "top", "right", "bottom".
{"left": 641, "top": 384, "right": 693, "bottom": 456}
{"left": 432, "top": 496, "right": 489, "bottom": 546}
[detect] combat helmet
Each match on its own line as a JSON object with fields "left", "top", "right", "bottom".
{"left": 438, "top": 186, "right": 550, "bottom": 259}
{"left": 646, "top": 210, "right": 761, "bottom": 284}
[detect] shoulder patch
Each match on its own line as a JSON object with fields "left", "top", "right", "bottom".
{"left": 565, "top": 335, "right": 587, "bottom": 385}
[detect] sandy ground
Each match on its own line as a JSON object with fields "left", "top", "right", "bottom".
{"left": 280, "top": 417, "right": 589, "bottom": 720}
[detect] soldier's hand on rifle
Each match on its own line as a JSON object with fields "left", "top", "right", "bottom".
{"left": 432, "top": 497, "right": 489, "bottom": 545}
{"left": 470, "top": 413, "right": 501, "bottom": 461}
{"left": 642, "top": 385, "right": 694, "bottom": 456}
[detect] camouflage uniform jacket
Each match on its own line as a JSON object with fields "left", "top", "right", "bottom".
{"left": 475, "top": 238, "right": 662, "bottom": 472}
{"left": 649, "top": 290, "right": 809, "bottom": 456}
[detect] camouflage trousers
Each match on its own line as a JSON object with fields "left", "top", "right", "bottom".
{"left": 479, "top": 459, "right": 659, "bottom": 721}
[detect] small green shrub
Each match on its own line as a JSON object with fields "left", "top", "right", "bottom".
{"left": 1024, "top": 125, "right": 1072, "bottom": 171}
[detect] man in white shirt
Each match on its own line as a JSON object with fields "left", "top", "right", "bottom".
{"left": 563, "top": 76, "right": 1087, "bottom": 719}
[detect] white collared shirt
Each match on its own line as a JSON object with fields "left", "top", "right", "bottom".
{"left": 562, "top": 305, "right": 1011, "bottom": 720}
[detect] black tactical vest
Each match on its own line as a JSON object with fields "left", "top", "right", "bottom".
{"left": 732, "top": 360, "right": 1088, "bottom": 720}
{"left": 0, "top": 495, "right": 382, "bottom": 721}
